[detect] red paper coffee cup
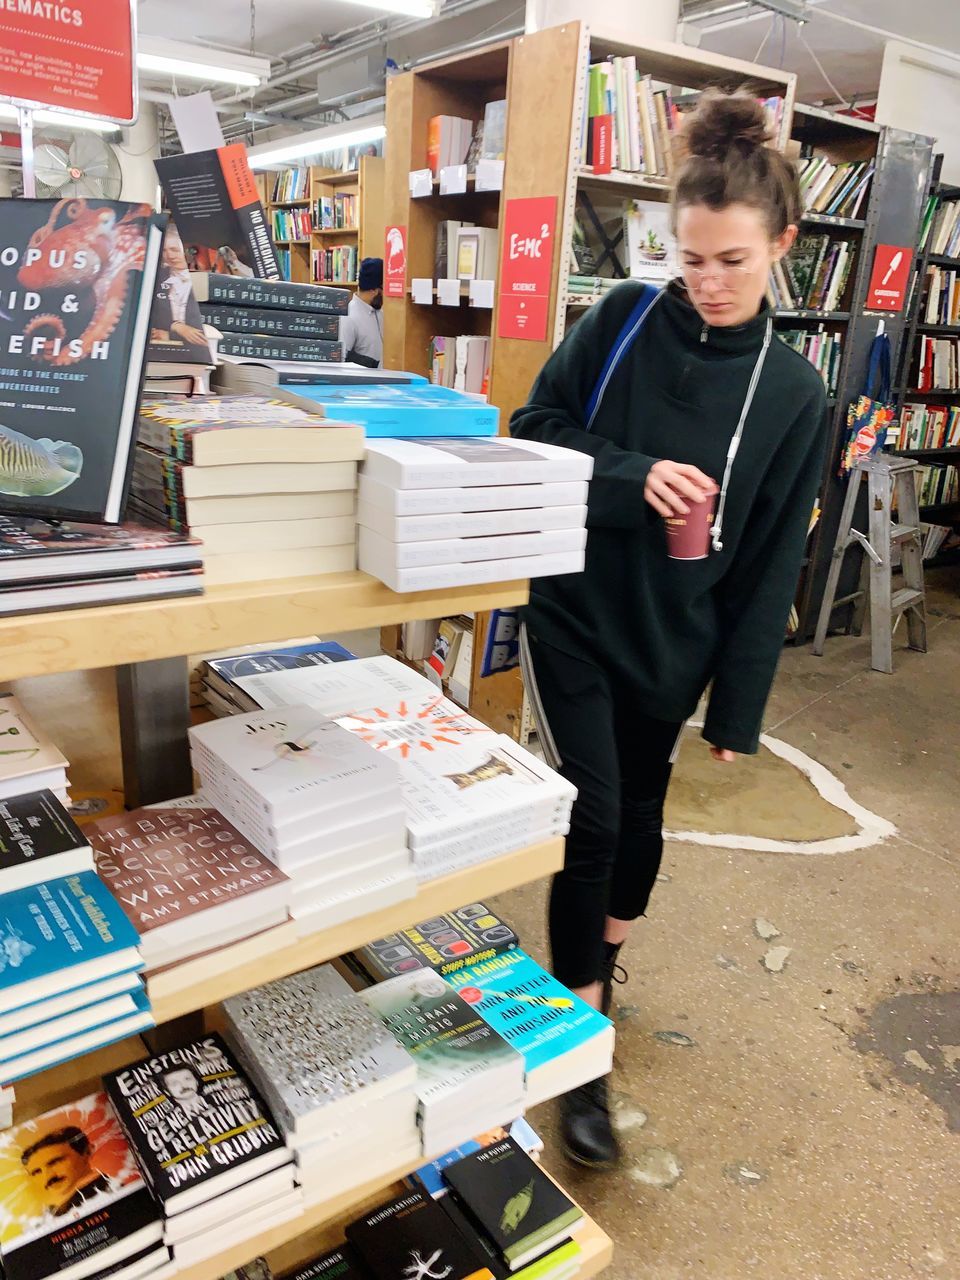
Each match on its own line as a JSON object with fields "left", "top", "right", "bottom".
{"left": 664, "top": 485, "right": 718, "bottom": 561}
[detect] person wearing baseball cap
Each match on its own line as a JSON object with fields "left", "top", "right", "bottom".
{"left": 340, "top": 256, "right": 384, "bottom": 367}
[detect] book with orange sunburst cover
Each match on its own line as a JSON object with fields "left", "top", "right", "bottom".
{"left": 0, "top": 1090, "right": 163, "bottom": 1280}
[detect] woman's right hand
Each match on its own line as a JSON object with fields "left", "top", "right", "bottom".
{"left": 644, "top": 460, "right": 717, "bottom": 519}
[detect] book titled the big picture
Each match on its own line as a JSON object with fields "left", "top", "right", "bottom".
{"left": 0, "top": 198, "right": 165, "bottom": 522}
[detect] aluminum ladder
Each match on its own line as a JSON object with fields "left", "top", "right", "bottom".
{"left": 812, "top": 455, "right": 927, "bottom": 673}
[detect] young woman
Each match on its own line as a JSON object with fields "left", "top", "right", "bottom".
{"left": 510, "top": 91, "right": 829, "bottom": 1169}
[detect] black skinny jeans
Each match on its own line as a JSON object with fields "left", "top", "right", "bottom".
{"left": 525, "top": 633, "right": 683, "bottom": 990}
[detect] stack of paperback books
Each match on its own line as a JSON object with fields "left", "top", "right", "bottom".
{"left": 228, "top": 656, "right": 576, "bottom": 881}
{"left": 191, "top": 273, "right": 349, "bottom": 364}
{"left": 0, "top": 695, "right": 70, "bottom": 804}
{"left": 0, "top": 852, "right": 150, "bottom": 1083}
{"left": 915, "top": 335, "right": 960, "bottom": 392}
{"left": 104, "top": 1035, "right": 298, "bottom": 1268}
{"left": 797, "top": 155, "right": 874, "bottom": 219}
{"left": 774, "top": 232, "right": 858, "bottom": 313}
{"left": 350, "top": 902, "right": 518, "bottom": 983}
{"left": 223, "top": 963, "right": 421, "bottom": 1207}
{"left": 200, "top": 638, "right": 355, "bottom": 717}
{"left": 129, "top": 392, "right": 363, "bottom": 585}
{"left": 188, "top": 704, "right": 413, "bottom": 933}
{"left": 88, "top": 805, "right": 294, "bottom": 974}
{"left": 356, "top": 439, "right": 591, "bottom": 591}
{"left": 362, "top": 969, "right": 526, "bottom": 1158}
{"left": 0, "top": 515, "right": 203, "bottom": 615}
{"left": 0, "top": 1091, "right": 172, "bottom": 1280}
{"left": 900, "top": 401, "right": 960, "bottom": 450}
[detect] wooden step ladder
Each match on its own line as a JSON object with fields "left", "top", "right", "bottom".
{"left": 812, "top": 455, "right": 927, "bottom": 673}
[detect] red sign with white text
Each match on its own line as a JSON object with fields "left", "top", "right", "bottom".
{"left": 0, "top": 0, "right": 136, "bottom": 123}
{"left": 498, "top": 196, "right": 557, "bottom": 342}
{"left": 385, "top": 224, "right": 407, "bottom": 298}
{"left": 866, "top": 243, "right": 913, "bottom": 311}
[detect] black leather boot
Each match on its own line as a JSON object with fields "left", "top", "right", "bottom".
{"left": 600, "top": 940, "right": 628, "bottom": 1018}
{"left": 559, "top": 1075, "right": 622, "bottom": 1169}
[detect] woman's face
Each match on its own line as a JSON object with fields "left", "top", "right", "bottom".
{"left": 676, "top": 201, "right": 796, "bottom": 328}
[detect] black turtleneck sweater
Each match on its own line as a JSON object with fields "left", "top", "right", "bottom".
{"left": 510, "top": 280, "right": 829, "bottom": 755}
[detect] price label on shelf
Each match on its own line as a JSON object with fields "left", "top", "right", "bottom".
{"left": 439, "top": 164, "right": 468, "bottom": 195}
{"left": 476, "top": 159, "right": 505, "bottom": 192}
{"left": 469, "top": 279, "right": 495, "bottom": 309}
{"left": 411, "top": 278, "right": 434, "bottom": 304}
{"left": 437, "top": 278, "right": 462, "bottom": 306}
{"left": 409, "top": 169, "right": 433, "bottom": 198}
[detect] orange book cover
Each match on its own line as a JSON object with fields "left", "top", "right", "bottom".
{"left": 427, "top": 116, "right": 443, "bottom": 175}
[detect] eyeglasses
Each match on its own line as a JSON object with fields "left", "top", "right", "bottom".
{"left": 679, "top": 261, "right": 759, "bottom": 288}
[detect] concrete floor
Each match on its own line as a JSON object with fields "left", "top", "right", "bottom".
{"left": 10, "top": 585, "right": 959, "bottom": 1279}
{"left": 496, "top": 573, "right": 960, "bottom": 1280}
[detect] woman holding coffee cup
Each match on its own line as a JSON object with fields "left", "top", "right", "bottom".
{"left": 510, "top": 90, "right": 828, "bottom": 1169}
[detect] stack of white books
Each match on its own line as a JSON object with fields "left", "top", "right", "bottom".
{"left": 188, "top": 705, "right": 414, "bottom": 934}
{"left": 357, "top": 438, "right": 592, "bottom": 591}
{"left": 223, "top": 964, "right": 421, "bottom": 1206}
{"left": 0, "top": 695, "right": 69, "bottom": 805}
{"left": 229, "top": 656, "right": 576, "bottom": 880}
{"left": 362, "top": 969, "right": 526, "bottom": 1158}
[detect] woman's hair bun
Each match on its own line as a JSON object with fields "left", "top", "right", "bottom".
{"left": 683, "top": 89, "right": 770, "bottom": 160}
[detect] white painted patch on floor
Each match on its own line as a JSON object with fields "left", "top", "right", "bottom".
{"left": 666, "top": 724, "right": 897, "bottom": 855}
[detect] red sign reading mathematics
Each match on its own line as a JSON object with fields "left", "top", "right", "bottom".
{"left": 0, "top": 0, "right": 137, "bottom": 124}
{"left": 498, "top": 195, "right": 557, "bottom": 343}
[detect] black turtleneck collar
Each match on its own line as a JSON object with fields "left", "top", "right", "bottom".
{"left": 662, "top": 278, "right": 772, "bottom": 353}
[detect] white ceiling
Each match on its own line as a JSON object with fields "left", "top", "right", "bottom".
{"left": 690, "top": 0, "right": 960, "bottom": 104}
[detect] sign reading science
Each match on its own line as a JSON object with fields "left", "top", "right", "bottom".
{"left": 0, "top": 0, "right": 137, "bottom": 124}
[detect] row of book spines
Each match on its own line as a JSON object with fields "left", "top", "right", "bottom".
{"left": 900, "top": 402, "right": 960, "bottom": 450}
{"left": 774, "top": 238, "right": 857, "bottom": 312}
{"left": 313, "top": 245, "right": 358, "bottom": 284}
{"left": 272, "top": 210, "right": 313, "bottom": 241}
{"left": 797, "top": 156, "right": 874, "bottom": 218}
{"left": 272, "top": 167, "right": 309, "bottom": 202}
{"left": 917, "top": 335, "right": 960, "bottom": 391}
{"left": 923, "top": 266, "right": 960, "bottom": 325}
{"left": 313, "top": 194, "right": 358, "bottom": 230}
{"left": 583, "top": 58, "right": 678, "bottom": 177}
{"left": 926, "top": 197, "right": 960, "bottom": 258}
{"left": 916, "top": 464, "right": 959, "bottom": 507}
{"left": 778, "top": 328, "right": 843, "bottom": 397}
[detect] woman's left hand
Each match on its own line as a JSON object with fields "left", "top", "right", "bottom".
{"left": 710, "top": 746, "right": 737, "bottom": 763}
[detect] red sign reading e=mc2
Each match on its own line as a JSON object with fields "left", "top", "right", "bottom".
{"left": 0, "top": 0, "right": 137, "bottom": 125}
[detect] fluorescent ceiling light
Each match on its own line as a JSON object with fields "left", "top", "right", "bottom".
{"left": 247, "top": 117, "right": 386, "bottom": 168}
{"left": 338, "top": 0, "right": 438, "bottom": 17}
{"left": 137, "top": 37, "right": 271, "bottom": 87}
{"left": 0, "top": 104, "right": 119, "bottom": 134}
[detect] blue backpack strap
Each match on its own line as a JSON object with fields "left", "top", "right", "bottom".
{"left": 584, "top": 284, "right": 661, "bottom": 431}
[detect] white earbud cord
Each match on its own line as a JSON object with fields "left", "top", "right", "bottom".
{"left": 710, "top": 314, "right": 773, "bottom": 553}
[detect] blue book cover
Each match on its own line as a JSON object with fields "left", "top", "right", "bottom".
{"left": 0, "top": 872, "right": 143, "bottom": 1013}
{"left": 207, "top": 640, "right": 356, "bottom": 682}
{"left": 445, "top": 949, "right": 611, "bottom": 1074}
{"left": 288, "top": 383, "right": 499, "bottom": 438}
{"left": 411, "top": 1116, "right": 543, "bottom": 1198}
{"left": 1, "top": 989, "right": 153, "bottom": 1083}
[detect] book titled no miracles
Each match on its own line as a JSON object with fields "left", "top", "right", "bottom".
{"left": 0, "top": 198, "right": 165, "bottom": 522}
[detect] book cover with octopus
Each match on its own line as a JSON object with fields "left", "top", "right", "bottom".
{"left": 0, "top": 198, "right": 165, "bottom": 524}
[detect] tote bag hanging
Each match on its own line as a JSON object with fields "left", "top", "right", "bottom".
{"left": 840, "top": 331, "right": 896, "bottom": 475}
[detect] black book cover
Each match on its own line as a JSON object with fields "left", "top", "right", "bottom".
{"left": 356, "top": 904, "right": 519, "bottom": 982}
{"left": 148, "top": 222, "right": 212, "bottom": 367}
{"left": 290, "top": 1244, "right": 368, "bottom": 1280}
{"left": 0, "top": 198, "right": 165, "bottom": 523}
{"left": 155, "top": 145, "right": 279, "bottom": 280}
{"left": 0, "top": 789, "right": 89, "bottom": 887}
{"left": 347, "top": 1188, "right": 494, "bottom": 1280}
{"left": 103, "top": 1033, "right": 285, "bottom": 1210}
{"left": 199, "top": 305, "right": 341, "bottom": 340}
{"left": 442, "top": 1138, "right": 581, "bottom": 1268}
{"left": 216, "top": 333, "right": 344, "bottom": 363}
{"left": 0, "top": 513, "right": 199, "bottom": 566}
{"left": 438, "top": 1194, "right": 507, "bottom": 1278}
{"left": 192, "top": 273, "right": 350, "bottom": 315}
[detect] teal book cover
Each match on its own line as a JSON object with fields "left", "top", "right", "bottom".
{"left": 446, "top": 950, "right": 610, "bottom": 1074}
{"left": 0, "top": 872, "right": 142, "bottom": 1011}
{"left": 290, "top": 383, "right": 499, "bottom": 438}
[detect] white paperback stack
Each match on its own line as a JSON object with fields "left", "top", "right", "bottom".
{"left": 223, "top": 963, "right": 420, "bottom": 1206}
{"left": 188, "top": 705, "right": 414, "bottom": 934}
{"left": 356, "top": 438, "right": 592, "bottom": 591}
{"left": 229, "top": 656, "right": 576, "bottom": 880}
{"left": 0, "top": 695, "right": 69, "bottom": 804}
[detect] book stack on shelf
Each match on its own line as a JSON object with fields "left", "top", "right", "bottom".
{"left": 315, "top": 191, "right": 358, "bottom": 230}
{"left": 87, "top": 805, "right": 295, "bottom": 976}
{"left": 797, "top": 155, "right": 874, "bottom": 219}
{"left": 188, "top": 704, "right": 414, "bottom": 934}
{"left": 350, "top": 902, "right": 518, "bottom": 984}
{"left": 777, "top": 327, "right": 843, "bottom": 396}
{"left": 228, "top": 656, "right": 576, "bottom": 882}
{"left": 920, "top": 261, "right": 960, "bottom": 326}
{"left": 189, "top": 635, "right": 335, "bottom": 712}
{"left": 273, "top": 167, "right": 310, "bottom": 203}
{"left": 356, "top": 439, "right": 591, "bottom": 592}
{"left": 583, "top": 56, "right": 678, "bottom": 176}
{"left": 200, "top": 638, "right": 356, "bottom": 717}
{"left": 362, "top": 969, "right": 526, "bottom": 1158}
{"left": 924, "top": 193, "right": 960, "bottom": 258}
{"left": 128, "top": 393, "right": 363, "bottom": 585}
{"left": 428, "top": 116, "right": 474, "bottom": 175}
{"left": 0, "top": 695, "right": 69, "bottom": 803}
{"left": 0, "top": 515, "right": 204, "bottom": 615}
{"left": 916, "top": 464, "right": 959, "bottom": 510}
{"left": 915, "top": 335, "right": 960, "bottom": 391}
{"left": 0, "top": 844, "right": 149, "bottom": 1083}
{"left": 313, "top": 243, "right": 358, "bottom": 286}
{"left": 273, "top": 208, "right": 313, "bottom": 242}
{"left": 900, "top": 402, "right": 960, "bottom": 450}
{"left": 193, "top": 273, "right": 349, "bottom": 364}
{"left": 104, "top": 1034, "right": 299, "bottom": 1268}
{"left": 771, "top": 231, "right": 858, "bottom": 313}
{"left": 409, "top": 1116, "right": 544, "bottom": 1199}
{"left": 429, "top": 334, "right": 491, "bottom": 394}
{"left": 223, "top": 963, "right": 421, "bottom": 1209}
{"left": 0, "top": 1091, "right": 172, "bottom": 1280}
